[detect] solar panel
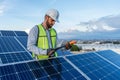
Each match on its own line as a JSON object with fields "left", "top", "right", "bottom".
{"left": 0, "top": 37, "right": 25, "bottom": 53}
{"left": 96, "top": 50, "right": 120, "bottom": 67}
{"left": 0, "top": 57, "right": 86, "bottom": 80}
{"left": 1, "top": 30, "right": 16, "bottom": 36}
{"left": 16, "top": 36, "right": 28, "bottom": 48}
{"left": 0, "top": 51, "right": 33, "bottom": 64}
{"left": 0, "top": 31, "right": 2, "bottom": 36}
{"left": 14, "top": 31, "right": 28, "bottom": 36}
{"left": 0, "top": 30, "right": 28, "bottom": 36}
{"left": 0, "top": 33, "right": 32, "bottom": 64}
{"left": 57, "top": 50, "right": 72, "bottom": 56}
{"left": 1, "top": 50, "right": 120, "bottom": 79}
{"left": 66, "top": 50, "right": 120, "bottom": 80}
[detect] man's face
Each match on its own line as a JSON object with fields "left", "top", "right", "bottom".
{"left": 46, "top": 16, "right": 55, "bottom": 29}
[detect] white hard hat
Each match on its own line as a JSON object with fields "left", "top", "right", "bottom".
{"left": 46, "top": 9, "right": 59, "bottom": 22}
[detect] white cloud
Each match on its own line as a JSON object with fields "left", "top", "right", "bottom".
{"left": 58, "top": 14, "right": 119, "bottom": 33}
{"left": 0, "top": 0, "right": 8, "bottom": 16}
{"left": 102, "top": 25, "right": 116, "bottom": 31}
{"left": 58, "top": 14, "right": 120, "bottom": 39}
{"left": 57, "top": 22, "right": 116, "bottom": 33}
{"left": 0, "top": 5, "right": 5, "bottom": 16}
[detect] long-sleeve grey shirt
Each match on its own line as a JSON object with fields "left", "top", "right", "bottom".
{"left": 27, "top": 25, "right": 63, "bottom": 55}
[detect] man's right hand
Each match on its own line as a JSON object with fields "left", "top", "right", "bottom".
{"left": 47, "top": 49, "right": 55, "bottom": 57}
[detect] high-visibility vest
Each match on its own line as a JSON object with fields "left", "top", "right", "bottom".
{"left": 32, "top": 24, "right": 58, "bottom": 60}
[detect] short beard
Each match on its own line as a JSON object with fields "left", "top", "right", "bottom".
{"left": 46, "top": 21, "right": 52, "bottom": 29}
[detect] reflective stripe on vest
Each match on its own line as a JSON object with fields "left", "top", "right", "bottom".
{"left": 32, "top": 24, "right": 57, "bottom": 60}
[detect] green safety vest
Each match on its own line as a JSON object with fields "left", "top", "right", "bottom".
{"left": 32, "top": 24, "right": 58, "bottom": 60}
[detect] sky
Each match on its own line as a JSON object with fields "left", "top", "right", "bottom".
{"left": 0, "top": 0, "right": 120, "bottom": 39}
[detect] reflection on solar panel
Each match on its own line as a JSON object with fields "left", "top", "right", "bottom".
{"left": 0, "top": 57, "right": 86, "bottom": 80}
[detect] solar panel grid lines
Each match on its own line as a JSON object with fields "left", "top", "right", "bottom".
{"left": 0, "top": 39, "right": 4, "bottom": 53}
{"left": 16, "top": 36, "right": 28, "bottom": 48}
{"left": 13, "top": 31, "right": 18, "bottom": 36}
{"left": 0, "top": 64, "right": 18, "bottom": 80}
{"left": 48, "top": 57, "right": 87, "bottom": 80}
{"left": 0, "top": 51, "right": 33, "bottom": 64}
{"left": 0, "top": 51, "right": 26, "bottom": 54}
{"left": 14, "top": 37, "right": 32, "bottom": 58}
{"left": 0, "top": 37, "right": 10, "bottom": 52}
{"left": 0, "top": 59, "right": 36, "bottom": 67}
{"left": 96, "top": 50, "right": 120, "bottom": 67}
{"left": 0, "top": 57, "right": 87, "bottom": 80}
{"left": 0, "top": 31, "right": 2, "bottom": 36}
{"left": 66, "top": 51, "right": 120, "bottom": 80}
{"left": 5, "top": 53, "right": 14, "bottom": 63}
{"left": 14, "top": 31, "right": 28, "bottom": 36}
{"left": 42, "top": 57, "right": 86, "bottom": 79}
{"left": 0, "top": 30, "right": 33, "bottom": 65}
{"left": 0, "top": 37, "right": 25, "bottom": 53}
{"left": 86, "top": 52, "right": 120, "bottom": 80}
{"left": 94, "top": 51, "right": 120, "bottom": 70}
{"left": 0, "top": 30, "right": 28, "bottom": 36}
{"left": 64, "top": 56, "right": 90, "bottom": 80}
{"left": 1, "top": 31, "right": 16, "bottom": 36}
{"left": 36, "top": 58, "right": 70, "bottom": 79}
{"left": 99, "top": 68, "right": 119, "bottom": 80}
{"left": 6, "top": 37, "right": 19, "bottom": 52}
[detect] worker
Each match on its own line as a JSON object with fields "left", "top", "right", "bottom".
{"left": 27, "top": 9, "right": 72, "bottom": 60}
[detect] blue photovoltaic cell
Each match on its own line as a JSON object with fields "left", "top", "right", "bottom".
{"left": 18, "top": 71, "right": 35, "bottom": 80}
{"left": 16, "top": 36, "right": 28, "bottom": 48}
{"left": 14, "top": 31, "right": 28, "bottom": 36}
{"left": 0, "top": 31, "right": 32, "bottom": 65}
{"left": 1, "top": 74, "right": 19, "bottom": 80}
{"left": 0, "top": 30, "right": 28, "bottom": 36}
{"left": 0, "top": 37, "right": 25, "bottom": 53}
{"left": 0, "top": 52, "right": 33, "bottom": 64}
{"left": 66, "top": 52, "right": 120, "bottom": 80}
{"left": 0, "top": 65, "right": 16, "bottom": 76}
{"left": 0, "top": 32, "right": 1, "bottom": 36}
{"left": 57, "top": 50, "right": 72, "bottom": 56}
{"left": 15, "top": 63, "right": 30, "bottom": 72}
{"left": 1, "top": 31, "right": 16, "bottom": 36}
{"left": 0, "top": 57, "right": 86, "bottom": 80}
{"left": 96, "top": 50, "right": 120, "bottom": 67}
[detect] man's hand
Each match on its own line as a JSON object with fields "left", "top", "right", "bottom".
{"left": 65, "top": 42, "right": 72, "bottom": 50}
{"left": 65, "top": 40, "right": 77, "bottom": 50}
{"left": 47, "top": 49, "right": 55, "bottom": 57}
